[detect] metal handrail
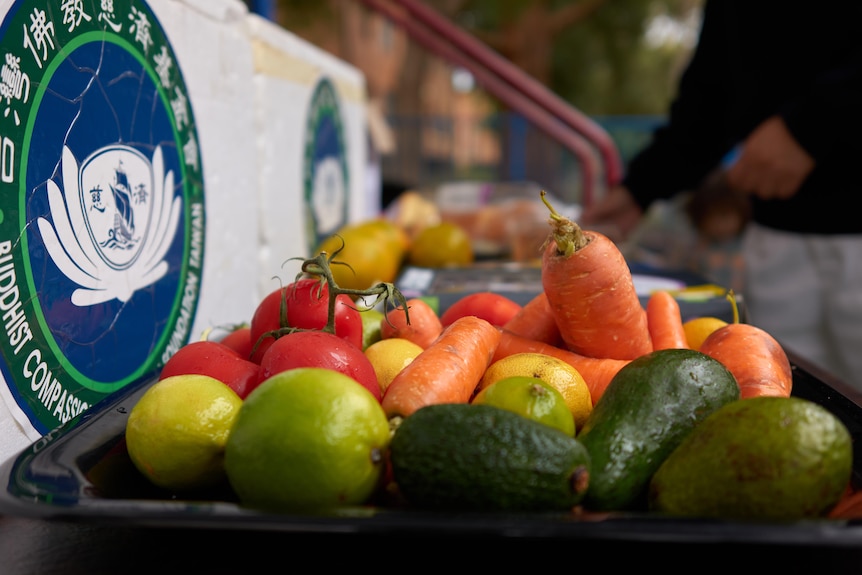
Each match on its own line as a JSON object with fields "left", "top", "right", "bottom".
{"left": 396, "top": 0, "right": 623, "bottom": 188}
{"left": 356, "top": 0, "right": 623, "bottom": 206}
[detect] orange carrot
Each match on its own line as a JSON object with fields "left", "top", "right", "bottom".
{"left": 699, "top": 323, "right": 792, "bottom": 399}
{"left": 495, "top": 329, "right": 630, "bottom": 406}
{"left": 380, "top": 298, "right": 444, "bottom": 349}
{"left": 501, "top": 292, "right": 564, "bottom": 347}
{"left": 540, "top": 191, "right": 652, "bottom": 360}
{"left": 382, "top": 315, "right": 501, "bottom": 419}
{"left": 438, "top": 291, "right": 522, "bottom": 328}
{"left": 646, "top": 290, "right": 689, "bottom": 350}
{"left": 828, "top": 485, "right": 862, "bottom": 519}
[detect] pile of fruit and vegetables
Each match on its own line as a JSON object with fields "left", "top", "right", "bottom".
{"left": 122, "top": 191, "right": 861, "bottom": 523}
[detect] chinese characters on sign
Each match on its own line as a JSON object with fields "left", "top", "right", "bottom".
{"left": 0, "top": 0, "right": 204, "bottom": 436}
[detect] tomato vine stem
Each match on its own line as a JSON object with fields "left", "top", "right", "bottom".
{"left": 249, "top": 239, "right": 411, "bottom": 359}
{"left": 300, "top": 247, "right": 410, "bottom": 334}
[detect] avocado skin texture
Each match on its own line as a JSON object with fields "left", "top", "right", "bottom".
{"left": 389, "top": 403, "right": 591, "bottom": 512}
{"left": 577, "top": 348, "right": 740, "bottom": 512}
{"left": 648, "top": 396, "right": 853, "bottom": 521}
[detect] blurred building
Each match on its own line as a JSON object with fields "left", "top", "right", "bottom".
{"left": 254, "top": 1, "right": 669, "bottom": 207}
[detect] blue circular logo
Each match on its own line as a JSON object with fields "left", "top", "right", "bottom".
{"left": 0, "top": 0, "right": 204, "bottom": 434}
{"left": 304, "top": 77, "right": 349, "bottom": 252}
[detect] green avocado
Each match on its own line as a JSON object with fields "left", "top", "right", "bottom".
{"left": 389, "top": 403, "right": 591, "bottom": 512}
{"left": 577, "top": 348, "right": 740, "bottom": 512}
{"left": 648, "top": 396, "right": 853, "bottom": 521}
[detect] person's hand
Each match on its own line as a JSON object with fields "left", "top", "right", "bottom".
{"left": 726, "top": 116, "right": 815, "bottom": 200}
{"left": 580, "top": 185, "right": 643, "bottom": 242}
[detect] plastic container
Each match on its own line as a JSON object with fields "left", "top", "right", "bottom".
{"left": 0, "top": 353, "right": 860, "bottom": 546}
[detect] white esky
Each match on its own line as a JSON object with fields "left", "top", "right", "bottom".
{"left": 645, "top": 9, "right": 702, "bottom": 49}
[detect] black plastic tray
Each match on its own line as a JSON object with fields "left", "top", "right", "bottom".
{"left": 2, "top": 354, "right": 862, "bottom": 547}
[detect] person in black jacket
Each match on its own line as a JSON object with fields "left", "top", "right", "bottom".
{"left": 582, "top": 0, "right": 862, "bottom": 391}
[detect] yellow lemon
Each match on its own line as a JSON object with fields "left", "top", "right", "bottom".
{"left": 472, "top": 376, "right": 575, "bottom": 436}
{"left": 225, "top": 367, "right": 391, "bottom": 513}
{"left": 125, "top": 374, "right": 243, "bottom": 492}
{"left": 407, "top": 221, "right": 474, "bottom": 268}
{"left": 478, "top": 352, "right": 593, "bottom": 432}
{"left": 364, "top": 337, "right": 424, "bottom": 394}
{"left": 683, "top": 316, "right": 729, "bottom": 350}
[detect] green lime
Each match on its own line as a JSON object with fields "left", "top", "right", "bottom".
{"left": 125, "top": 374, "right": 243, "bottom": 492}
{"left": 479, "top": 353, "right": 593, "bottom": 433}
{"left": 224, "top": 367, "right": 391, "bottom": 513}
{"left": 471, "top": 375, "right": 575, "bottom": 436}
{"left": 360, "top": 308, "right": 385, "bottom": 350}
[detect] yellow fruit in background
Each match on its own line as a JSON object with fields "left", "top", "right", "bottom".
{"left": 683, "top": 316, "right": 729, "bottom": 350}
{"left": 125, "top": 374, "right": 243, "bottom": 492}
{"left": 384, "top": 190, "right": 441, "bottom": 242}
{"left": 315, "top": 218, "right": 408, "bottom": 292}
{"left": 364, "top": 217, "right": 411, "bottom": 253}
{"left": 364, "top": 337, "right": 424, "bottom": 394}
{"left": 407, "top": 221, "right": 474, "bottom": 268}
{"left": 478, "top": 352, "right": 593, "bottom": 432}
{"left": 472, "top": 376, "right": 576, "bottom": 436}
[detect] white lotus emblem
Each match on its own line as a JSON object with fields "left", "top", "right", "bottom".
{"left": 312, "top": 156, "right": 346, "bottom": 236}
{"left": 37, "top": 145, "right": 182, "bottom": 306}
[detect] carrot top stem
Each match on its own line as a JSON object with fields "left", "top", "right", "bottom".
{"left": 540, "top": 190, "right": 588, "bottom": 256}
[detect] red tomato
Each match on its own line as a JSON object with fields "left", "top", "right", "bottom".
{"left": 256, "top": 330, "right": 381, "bottom": 402}
{"left": 438, "top": 292, "right": 523, "bottom": 328}
{"left": 159, "top": 340, "right": 261, "bottom": 399}
{"left": 219, "top": 325, "right": 254, "bottom": 360}
{"left": 249, "top": 278, "right": 363, "bottom": 363}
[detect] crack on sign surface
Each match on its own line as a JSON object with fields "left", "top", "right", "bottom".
{"left": 23, "top": 32, "right": 184, "bottom": 385}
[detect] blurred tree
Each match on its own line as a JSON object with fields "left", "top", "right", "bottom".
{"left": 264, "top": 0, "right": 703, "bottom": 192}
{"left": 463, "top": 0, "right": 608, "bottom": 88}
{"left": 268, "top": 0, "right": 701, "bottom": 115}
{"left": 458, "top": 0, "right": 701, "bottom": 115}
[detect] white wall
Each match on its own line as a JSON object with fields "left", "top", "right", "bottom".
{"left": 154, "top": 0, "right": 369, "bottom": 334}
{"left": 150, "top": 0, "right": 262, "bottom": 337}
{"left": 0, "top": 0, "right": 368, "bottom": 461}
{"left": 246, "top": 12, "right": 369, "bottom": 297}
